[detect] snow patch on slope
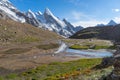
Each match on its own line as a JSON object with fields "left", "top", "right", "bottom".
{"left": 44, "top": 8, "right": 66, "bottom": 28}
{"left": 107, "top": 20, "right": 117, "bottom": 26}
{"left": 0, "top": 6, "right": 25, "bottom": 23}
{"left": 0, "top": 0, "right": 26, "bottom": 23}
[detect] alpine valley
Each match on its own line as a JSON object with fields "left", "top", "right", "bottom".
{"left": 0, "top": 0, "right": 120, "bottom": 80}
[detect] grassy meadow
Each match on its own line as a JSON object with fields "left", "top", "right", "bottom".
{"left": 0, "top": 58, "right": 113, "bottom": 80}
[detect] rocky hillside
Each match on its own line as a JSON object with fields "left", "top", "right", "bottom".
{"left": 70, "top": 24, "right": 120, "bottom": 41}
{"left": 0, "top": 19, "right": 62, "bottom": 44}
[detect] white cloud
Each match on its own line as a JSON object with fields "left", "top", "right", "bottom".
{"left": 67, "top": 11, "right": 107, "bottom": 28}
{"left": 112, "top": 9, "right": 120, "bottom": 12}
{"left": 68, "top": 11, "right": 94, "bottom": 21}
{"left": 72, "top": 20, "right": 107, "bottom": 28}
{"left": 71, "top": 11, "right": 83, "bottom": 20}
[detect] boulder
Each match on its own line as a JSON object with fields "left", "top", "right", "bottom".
{"left": 105, "top": 45, "right": 120, "bottom": 80}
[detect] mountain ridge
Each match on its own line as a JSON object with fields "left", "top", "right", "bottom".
{"left": 70, "top": 24, "right": 120, "bottom": 41}
{"left": 96, "top": 20, "right": 117, "bottom": 27}
{"left": 107, "top": 20, "right": 117, "bottom": 26}
{"left": 0, "top": 0, "right": 83, "bottom": 37}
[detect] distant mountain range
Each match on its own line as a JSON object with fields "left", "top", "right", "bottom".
{"left": 96, "top": 20, "right": 117, "bottom": 27}
{"left": 70, "top": 24, "right": 120, "bottom": 42}
{"left": 0, "top": 0, "right": 83, "bottom": 37}
{"left": 71, "top": 20, "right": 119, "bottom": 41}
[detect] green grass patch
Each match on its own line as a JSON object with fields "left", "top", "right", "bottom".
{"left": 36, "top": 43, "right": 59, "bottom": 50}
{"left": 16, "top": 36, "right": 40, "bottom": 43}
{"left": 4, "top": 48, "right": 31, "bottom": 54}
{"left": 0, "top": 58, "right": 112, "bottom": 80}
{"left": 2, "top": 58, "right": 112, "bottom": 80}
{"left": 92, "top": 45, "right": 116, "bottom": 50}
{"left": 0, "top": 76, "right": 4, "bottom": 80}
{"left": 93, "top": 46, "right": 109, "bottom": 50}
{"left": 108, "top": 45, "right": 117, "bottom": 49}
{"left": 69, "top": 44, "right": 116, "bottom": 50}
{"left": 6, "top": 74, "right": 18, "bottom": 79}
{"left": 20, "top": 58, "right": 102, "bottom": 80}
{"left": 69, "top": 44, "right": 89, "bottom": 50}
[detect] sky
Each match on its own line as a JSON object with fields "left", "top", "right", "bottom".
{"left": 9, "top": 0, "right": 120, "bottom": 27}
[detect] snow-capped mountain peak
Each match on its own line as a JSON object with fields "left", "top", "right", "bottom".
{"left": 44, "top": 8, "right": 66, "bottom": 28}
{"left": 36, "top": 11, "right": 42, "bottom": 15}
{"left": 107, "top": 20, "right": 117, "bottom": 26}
{"left": 0, "top": 0, "right": 9, "bottom": 3}
{"left": 0, "top": 0, "right": 17, "bottom": 10}
{"left": 0, "top": 0, "right": 26, "bottom": 23}
{"left": 27, "top": 9, "right": 36, "bottom": 18}
{"left": 1, "top": 0, "right": 8, "bottom": 1}
{"left": 25, "top": 9, "right": 42, "bottom": 27}
{"left": 0, "top": 1, "right": 83, "bottom": 37}
{"left": 28, "top": 9, "right": 32, "bottom": 12}
{"left": 63, "top": 18, "right": 68, "bottom": 23}
{"left": 44, "top": 8, "right": 53, "bottom": 16}
{"left": 96, "top": 20, "right": 117, "bottom": 27}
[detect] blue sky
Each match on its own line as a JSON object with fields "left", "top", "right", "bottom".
{"left": 10, "top": 0, "right": 120, "bottom": 27}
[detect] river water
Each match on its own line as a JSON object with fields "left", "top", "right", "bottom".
{"left": 55, "top": 42, "right": 115, "bottom": 58}
{"left": 65, "top": 49, "right": 115, "bottom": 58}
